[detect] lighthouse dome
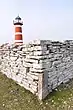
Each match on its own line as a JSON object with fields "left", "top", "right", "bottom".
{"left": 15, "top": 15, "right": 21, "bottom": 20}
{"left": 13, "top": 15, "right": 23, "bottom": 25}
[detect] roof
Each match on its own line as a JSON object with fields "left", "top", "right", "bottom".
{"left": 15, "top": 15, "right": 21, "bottom": 20}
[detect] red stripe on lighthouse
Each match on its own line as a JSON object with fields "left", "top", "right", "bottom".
{"left": 15, "top": 27, "right": 22, "bottom": 33}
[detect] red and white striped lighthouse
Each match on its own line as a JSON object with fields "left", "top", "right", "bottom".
{"left": 13, "top": 15, "right": 23, "bottom": 44}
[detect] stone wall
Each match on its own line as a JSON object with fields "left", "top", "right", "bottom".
{"left": 39, "top": 40, "right": 73, "bottom": 93}
{"left": 0, "top": 40, "right": 73, "bottom": 100}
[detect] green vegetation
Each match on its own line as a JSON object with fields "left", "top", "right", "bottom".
{"left": 0, "top": 72, "right": 73, "bottom": 110}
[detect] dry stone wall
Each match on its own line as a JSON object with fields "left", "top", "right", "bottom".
{"left": 40, "top": 40, "right": 73, "bottom": 93}
{"left": 0, "top": 40, "right": 73, "bottom": 100}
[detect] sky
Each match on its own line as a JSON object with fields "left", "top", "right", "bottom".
{"left": 0, "top": 0, "right": 73, "bottom": 44}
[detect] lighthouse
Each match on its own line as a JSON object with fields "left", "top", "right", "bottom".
{"left": 13, "top": 15, "right": 23, "bottom": 44}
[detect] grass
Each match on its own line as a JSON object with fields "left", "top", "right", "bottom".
{"left": 0, "top": 73, "right": 73, "bottom": 110}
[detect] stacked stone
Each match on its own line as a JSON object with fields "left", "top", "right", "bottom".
{"left": 39, "top": 40, "right": 73, "bottom": 92}
{"left": 1, "top": 39, "right": 73, "bottom": 100}
{"left": 0, "top": 40, "right": 47, "bottom": 98}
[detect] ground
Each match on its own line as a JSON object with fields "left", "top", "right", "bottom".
{"left": 0, "top": 72, "right": 73, "bottom": 110}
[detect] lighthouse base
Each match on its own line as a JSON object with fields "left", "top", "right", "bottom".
{"left": 14, "top": 40, "right": 23, "bottom": 45}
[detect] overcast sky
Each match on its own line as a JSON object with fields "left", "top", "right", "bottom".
{"left": 0, "top": 0, "right": 73, "bottom": 44}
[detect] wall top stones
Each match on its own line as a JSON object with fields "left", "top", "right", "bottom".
{"left": 0, "top": 39, "right": 73, "bottom": 50}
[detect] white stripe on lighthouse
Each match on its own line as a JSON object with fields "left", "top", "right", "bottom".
{"left": 15, "top": 32, "right": 22, "bottom": 35}
{"left": 15, "top": 25, "right": 22, "bottom": 28}
{"left": 15, "top": 40, "right": 23, "bottom": 42}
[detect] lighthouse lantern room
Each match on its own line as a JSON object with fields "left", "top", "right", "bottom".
{"left": 13, "top": 15, "right": 23, "bottom": 44}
